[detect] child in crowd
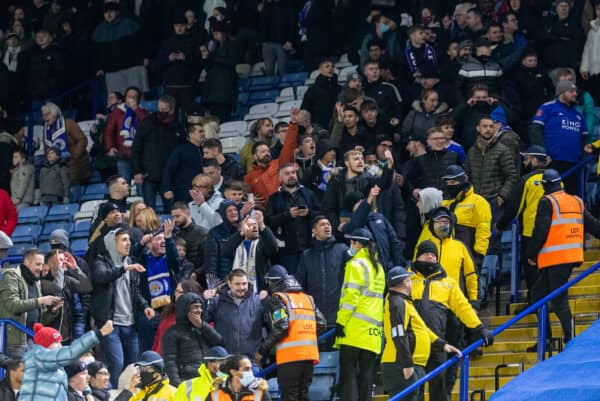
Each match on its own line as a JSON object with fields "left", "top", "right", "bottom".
{"left": 10, "top": 148, "right": 35, "bottom": 210}
{"left": 176, "top": 237, "right": 196, "bottom": 280}
{"left": 39, "top": 147, "right": 70, "bottom": 206}
{"left": 436, "top": 114, "right": 465, "bottom": 163}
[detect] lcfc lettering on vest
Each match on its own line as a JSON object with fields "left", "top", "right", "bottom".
{"left": 368, "top": 327, "right": 383, "bottom": 336}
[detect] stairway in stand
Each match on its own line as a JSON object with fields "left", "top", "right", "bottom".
{"left": 374, "top": 241, "right": 600, "bottom": 401}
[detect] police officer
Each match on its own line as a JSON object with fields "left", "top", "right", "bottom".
{"left": 441, "top": 165, "right": 492, "bottom": 266}
{"left": 525, "top": 169, "right": 584, "bottom": 347}
{"left": 411, "top": 240, "right": 493, "bottom": 401}
{"left": 496, "top": 145, "right": 550, "bottom": 304}
{"left": 529, "top": 81, "right": 588, "bottom": 194}
{"left": 381, "top": 266, "right": 462, "bottom": 401}
{"left": 255, "top": 265, "right": 326, "bottom": 401}
{"left": 335, "top": 228, "right": 386, "bottom": 401}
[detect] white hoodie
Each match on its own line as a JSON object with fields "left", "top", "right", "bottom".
{"left": 581, "top": 19, "right": 600, "bottom": 76}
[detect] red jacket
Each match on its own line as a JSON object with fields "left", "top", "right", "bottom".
{"left": 152, "top": 310, "right": 176, "bottom": 355}
{"left": 244, "top": 123, "right": 298, "bottom": 205}
{"left": 104, "top": 105, "right": 150, "bottom": 160}
{"left": 0, "top": 189, "right": 17, "bottom": 236}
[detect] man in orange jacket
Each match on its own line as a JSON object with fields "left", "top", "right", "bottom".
{"left": 244, "top": 109, "right": 300, "bottom": 208}
{"left": 526, "top": 169, "right": 584, "bottom": 347}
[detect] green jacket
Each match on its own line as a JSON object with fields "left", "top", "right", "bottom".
{"left": 0, "top": 266, "right": 43, "bottom": 348}
{"left": 465, "top": 136, "right": 519, "bottom": 201}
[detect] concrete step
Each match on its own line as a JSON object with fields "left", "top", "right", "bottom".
{"left": 375, "top": 388, "right": 497, "bottom": 401}
{"left": 508, "top": 298, "right": 600, "bottom": 314}
{"left": 469, "top": 351, "right": 538, "bottom": 366}
{"left": 468, "top": 363, "right": 532, "bottom": 376}
{"left": 487, "top": 313, "right": 598, "bottom": 327}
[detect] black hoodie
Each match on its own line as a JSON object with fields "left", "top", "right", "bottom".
{"left": 162, "top": 293, "right": 223, "bottom": 387}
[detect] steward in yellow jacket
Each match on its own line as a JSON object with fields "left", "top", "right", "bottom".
{"left": 410, "top": 240, "right": 493, "bottom": 401}
{"left": 441, "top": 165, "right": 491, "bottom": 262}
{"left": 130, "top": 351, "right": 177, "bottom": 401}
{"left": 381, "top": 266, "right": 461, "bottom": 400}
{"left": 174, "top": 347, "right": 229, "bottom": 401}
{"left": 414, "top": 207, "right": 478, "bottom": 304}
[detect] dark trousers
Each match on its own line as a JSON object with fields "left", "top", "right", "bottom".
{"left": 204, "top": 102, "right": 233, "bottom": 123}
{"left": 142, "top": 180, "right": 172, "bottom": 212}
{"left": 381, "top": 363, "right": 426, "bottom": 401}
{"left": 277, "top": 360, "right": 314, "bottom": 401}
{"left": 338, "top": 345, "right": 377, "bottom": 401}
{"left": 164, "top": 85, "right": 195, "bottom": 119}
{"left": 136, "top": 311, "right": 160, "bottom": 354}
{"left": 445, "top": 313, "right": 465, "bottom": 395}
{"left": 532, "top": 263, "right": 575, "bottom": 342}
{"left": 520, "top": 236, "right": 539, "bottom": 304}
{"left": 425, "top": 350, "right": 449, "bottom": 401}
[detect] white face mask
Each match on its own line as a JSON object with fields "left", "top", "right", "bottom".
{"left": 367, "top": 165, "right": 381, "bottom": 177}
{"left": 240, "top": 371, "right": 255, "bottom": 387}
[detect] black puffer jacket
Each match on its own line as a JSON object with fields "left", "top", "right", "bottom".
{"left": 405, "top": 150, "right": 459, "bottom": 195}
{"left": 162, "top": 293, "right": 223, "bottom": 387}
{"left": 301, "top": 74, "right": 341, "bottom": 127}
{"left": 132, "top": 113, "right": 184, "bottom": 182}
{"left": 26, "top": 44, "right": 65, "bottom": 100}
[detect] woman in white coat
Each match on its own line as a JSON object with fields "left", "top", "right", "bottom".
{"left": 581, "top": 1, "right": 600, "bottom": 104}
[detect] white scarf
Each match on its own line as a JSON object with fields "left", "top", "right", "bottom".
{"left": 3, "top": 47, "right": 20, "bottom": 72}
{"left": 232, "top": 240, "right": 259, "bottom": 292}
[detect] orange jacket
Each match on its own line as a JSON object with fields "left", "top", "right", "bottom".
{"left": 537, "top": 191, "right": 584, "bottom": 269}
{"left": 244, "top": 123, "right": 298, "bottom": 205}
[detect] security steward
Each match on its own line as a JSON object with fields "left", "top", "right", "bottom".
{"left": 526, "top": 169, "right": 585, "bottom": 347}
{"left": 255, "top": 265, "right": 326, "bottom": 401}
{"left": 381, "top": 266, "right": 462, "bottom": 401}
{"left": 441, "top": 165, "right": 492, "bottom": 266}
{"left": 130, "top": 351, "right": 177, "bottom": 401}
{"left": 411, "top": 240, "right": 493, "bottom": 401}
{"left": 174, "top": 346, "right": 230, "bottom": 401}
{"left": 496, "top": 145, "right": 550, "bottom": 304}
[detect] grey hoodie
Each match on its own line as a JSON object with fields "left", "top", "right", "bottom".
{"left": 103, "top": 230, "right": 134, "bottom": 326}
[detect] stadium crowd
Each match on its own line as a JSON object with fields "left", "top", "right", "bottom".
{"left": 1, "top": 0, "right": 600, "bottom": 400}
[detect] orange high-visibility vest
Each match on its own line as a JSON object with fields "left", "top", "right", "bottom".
{"left": 274, "top": 291, "right": 319, "bottom": 365}
{"left": 537, "top": 191, "right": 584, "bottom": 269}
{"left": 211, "top": 388, "right": 263, "bottom": 401}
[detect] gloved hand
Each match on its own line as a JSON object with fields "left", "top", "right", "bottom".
{"left": 335, "top": 324, "right": 346, "bottom": 338}
{"left": 481, "top": 328, "right": 494, "bottom": 346}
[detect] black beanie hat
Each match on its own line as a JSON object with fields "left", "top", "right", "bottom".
{"left": 416, "top": 240, "right": 438, "bottom": 259}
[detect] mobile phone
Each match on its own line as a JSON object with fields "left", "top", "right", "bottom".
{"left": 248, "top": 193, "right": 255, "bottom": 203}
{"left": 297, "top": 205, "right": 307, "bottom": 210}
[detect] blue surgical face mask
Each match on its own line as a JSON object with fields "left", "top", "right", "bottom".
{"left": 380, "top": 23, "right": 390, "bottom": 33}
{"left": 347, "top": 248, "right": 357, "bottom": 257}
{"left": 216, "top": 371, "right": 227, "bottom": 378}
{"left": 240, "top": 371, "right": 255, "bottom": 387}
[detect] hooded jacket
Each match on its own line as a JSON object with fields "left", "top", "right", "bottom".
{"left": 401, "top": 100, "right": 449, "bottom": 139}
{"left": 91, "top": 230, "right": 149, "bottom": 323}
{"left": 296, "top": 237, "right": 348, "bottom": 326}
{"left": 205, "top": 201, "right": 241, "bottom": 279}
{"left": 405, "top": 150, "right": 459, "bottom": 197}
{"left": 257, "top": 276, "right": 327, "bottom": 357}
{"left": 301, "top": 74, "right": 341, "bottom": 127}
{"left": 162, "top": 293, "right": 223, "bottom": 387}
{"left": 205, "top": 284, "right": 269, "bottom": 356}
{"left": 581, "top": 19, "right": 600, "bottom": 76}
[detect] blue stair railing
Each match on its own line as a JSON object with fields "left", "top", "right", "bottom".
{"left": 0, "top": 319, "right": 35, "bottom": 378}
{"left": 390, "top": 260, "right": 600, "bottom": 401}
{"left": 509, "top": 155, "right": 595, "bottom": 306}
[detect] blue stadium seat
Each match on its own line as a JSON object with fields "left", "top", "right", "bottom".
{"left": 17, "top": 206, "right": 49, "bottom": 225}
{"left": 45, "top": 203, "right": 80, "bottom": 223}
{"left": 73, "top": 219, "right": 91, "bottom": 233}
{"left": 279, "top": 72, "right": 309, "bottom": 88}
{"left": 249, "top": 90, "right": 279, "bottom": 106}
{"left": 70, "top": 185, "right": 84, "bottom": 204}
{"left": 8, "top": 245, "right": 27, "bottom": 258}
{"left": 81, "top": 183, "right": 108, "bottom": 202}
{"left": 238, "top": 78, "right": 250, "bottom": 92}
{"left": 267, "top": 378, "right": 280, "bottom": 401}
{"left": 141, "top": 100, "right": 159, "bottom": 112}
{"left": 309, "top": 351, "right": 339, "bottom": 401}
{"left": 89, "top": 170, "right": 102, "bottom": 184}
{"left": 71, "top": 239, "right": 88, "bottom": 255}
{"left": 154, "top": 196, "right": 165, "bottom": 214}
{"left": 40, "top": 222, "right": 73, "bottom": 241}
{"left": 12, "top": 224, "right": 42, "bottom": 243}
{"left": 237, "top": 92, "right": 250, "bottom": 106}
{"left": 286, "top": 59, "right": 305, "bottom": 73}
{"left": 38, "top": 241, "right": 51, "bottom": 254}
{"left": 249, "top": 76, "right": 280, "bottom": 91}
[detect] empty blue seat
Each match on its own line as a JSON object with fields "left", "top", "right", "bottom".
{"left": 70, "top": 185, "right": 84, "bottom": 204}
{"left": 73, "top": 219, "right": 91, "bottom": 233}
{"left": 38, "top": 241, "right": 51, "bottom": 254}
{"left": 17, "top": 206, "right": 49, "bottom": 225}
{"left": 249, "top": 90, "right": 279, "bottom": 105}
{"left": 141, "top": 100, "right": 159, "bottom": 112}
{"left": 40, "top": 222, "right": 73, "bottom": 241}
{"left": 8, "top": 245, "right": 27, "bottom": 258}
{"left": 279, "top": 72, "right": 309, "bottom": 88}
{"left": 237, "top": 92, "right": 250, "bottom": 106}
{"left": 71, "top": 239, "right": 89, "bottom": 255}
{"left": 46, "top": 203, "right": 80, "bottom": 223}
{"left": 309, "top": 351, "right": 339, "bottom": 401}
{"left": 238, "top": 78, "right": 250, "bottom": 92}
{"left": 81, "top": 183, "right": 108, "bottom": 201}
{"left": 286, "top": 59, "right": 305, "bottom": 73}
{"left": 89, "top": 170, "right": 102, "bottom": 184}
{"left": 250, "top": 76, "right": 280, "bottom": 91}
{"left": 12, "top": 224, "right": 42, "bottom": 243}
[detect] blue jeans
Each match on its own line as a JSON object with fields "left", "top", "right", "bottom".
{"left": 99, "top": 323, "right": 140, "bottom": 388}
{"left": 136, "top": 311, "right": 160, "bottom": 355}
{"left": 142, "top": 180, "right": 172, "bottom": 212}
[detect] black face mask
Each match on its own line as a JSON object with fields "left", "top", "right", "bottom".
{"left": 138, "top": 371, "right": 158, "bottom": 388}
{"left": 476, "top": 54, "right": 490, "bottom": 64}
{"left": 445, "top": 184, "right": 463, "bottom": 199}
{"left": 412, "top": 261, "right": 439, "bottom": 277}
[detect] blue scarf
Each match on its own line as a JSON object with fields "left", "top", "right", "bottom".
{"left": 44, "top": 115, "right": 70, "bottom": 158}
{"left": 146, "top": 253, "right": 172, "bottom": 309}
{"left": 119, "top": 104, "right": 137, "bottom": 147}
{"left": 404, "top": 41, "right": 436, "bottom": 74}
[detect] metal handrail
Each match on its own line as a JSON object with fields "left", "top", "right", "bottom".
{"left": 0, "top": 319, "right": 35, "bottom": 379}
{"left": 389, "top": 260, "right": 600, "bottom": 401}
{"left": 256, "top": 328, "right": 336, "bottom": 377}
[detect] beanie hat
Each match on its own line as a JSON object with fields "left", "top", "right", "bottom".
{"left": 33, "top": 323, "right": 62, "bottom": 348}
{"left": 457, "top": 40, "right": 473, "bottom": 51}
{"left": 316, "top": 138, "right": 336, "bottom": 161}
{"left": 49, "top": 229, "right": 70, "bottom": 249}
{"left": 416, "top": 240, "right": 438, "bottom": 259}
{"left": 490, "top": 106, "right": 507, "bottom": 125}
{"left": 65, "top": 361, "right": 87, "bottom": 379}
{"left": 265, "top": 265, "right": 289, "bottom": 280}
{"left": 555, "top": 80, "right": 577, "bottom": 96}
{"left": 98, "top": 202, "right": 120, "bottom": 221}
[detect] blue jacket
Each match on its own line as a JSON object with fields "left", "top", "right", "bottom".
{"left": 343, "top": 201, "right": 405, "bottom": 271}
{"left": 161, "top": 141, "right": 204, "bottom": 202}
{"left": 296, "top": 237, "right": 348, "bottom": 326}
{"left": 204, "top": 284, "right": 269, "bottom": 356}
{"left": 19, "top": 331, "right": 99, "bottom": 401}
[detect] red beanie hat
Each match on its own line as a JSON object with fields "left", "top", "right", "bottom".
{"left": 33, "top": 323, "right": 62, "bottom": 348}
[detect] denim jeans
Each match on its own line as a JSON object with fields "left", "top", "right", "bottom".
{"left": 136, "top": 311, "right": 160, "bottom": 355}
{"left": 262, "top": 42, "right": 287, "bottom": 76}
{"left": 99, "top": 323, "right": 140, "bottom": 388}
{"left": 142, "top": 180, "right": 172, "bottom": 212}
